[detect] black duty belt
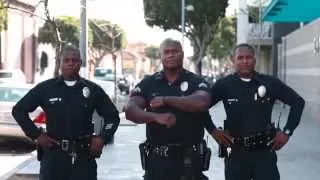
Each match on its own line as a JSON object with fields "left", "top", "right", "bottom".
{"left": 56, "top": 139, "right": 90, "bottom": 152}
{"left": 144, "top": 141, "right": 207, "bottom": 158}
{"left": 49, "top": 135, "right": 91, "bottom": 153}
{"left": 139, "top": 140, "right": 211, "bottom": 171}
{"left": 232, "top": 130, "right": 276, "bottom": 151}
{"left": 43, "top": 134, "right": 93, "bottom": 165}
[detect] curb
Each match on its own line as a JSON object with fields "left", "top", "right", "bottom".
{"left": 0, "top": 153, "right": 37, "bottom": 180}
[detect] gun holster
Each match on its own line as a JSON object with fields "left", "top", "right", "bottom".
{"left": 139, "top": 142, "right": 149, "bottom": 170}
{"left": 218, "top": 144, "right": 227, "bottom": 158}
{"left": 218, "top": 124, "right": 229, "bottom": 158}
{"left": 199, "top": 141, "right": 211, "bottom": 171}
{"left": 37, "top": 145, "right": 44, "bottom": 161}
{"left": 202, "top": 146, "right": 211, "bottom": 171}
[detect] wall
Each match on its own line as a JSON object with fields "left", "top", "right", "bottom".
{"left": 272, "top": 23, "right": 300, "bottom": 76}
{"left": 278, "top": 18, "right": 320, "bottom": 124}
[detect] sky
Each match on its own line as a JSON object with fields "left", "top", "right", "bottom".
{"left": 42, "top": 0, "right": 241, "bottom": 55}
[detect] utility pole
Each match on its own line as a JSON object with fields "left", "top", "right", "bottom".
{"left": 237, "top": 0, "right": 249, "bottom": 44}
{"left": 112, "top": 52, "right": 117, "bottom": 105}
{"left": 181, "top": 0, "right": 185, "bottom": 45}
{"left": 80, "top": 0, "right": 88, "bottom": 78}
{"left": 257, "top": 0, "right": 263, "bottom": 61}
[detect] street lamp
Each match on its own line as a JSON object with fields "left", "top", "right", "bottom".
{"left": 181, "top": 0, "right": 194, "bottom": 45}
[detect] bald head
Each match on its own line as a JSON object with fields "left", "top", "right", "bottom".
{"left": 60, "top": 44, "right": 82, "bottom": 80}
{"left": 159, "top": 38, "right": 184, "bottom": 70}
{"left": 60, "top": 44, "right": 81, "bottom": 61}
{"left": 159, "top": 38, "right": 183, "bottom": 56}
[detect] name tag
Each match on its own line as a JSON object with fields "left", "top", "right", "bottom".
{"left": 49, "top": 97, "right": 62, "bottom": 104}
{"left": 227, "top": 98, "right": 239, "bottom": 104}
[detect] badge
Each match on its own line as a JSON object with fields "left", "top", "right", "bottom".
{"left": 82, "top": 87, "right": 90, "bottom": 98}
{"left": 258, "top": 85, "right": 266, "bottom": 97}
{"left": 180, "top": 81, "right": 188, "bottom": 92}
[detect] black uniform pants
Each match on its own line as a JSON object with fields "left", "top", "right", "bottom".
{"left": 39, "top": 149, "right": 97, "bottom": 180}
{"left": 225, "top": 149, "right": 280, "bottom": 180}
{"left": 144, "top": 152, "right": 208, "bottom": 180}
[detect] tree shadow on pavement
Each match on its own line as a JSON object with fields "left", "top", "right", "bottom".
{"left": 0, "top": 138, "right": 35, "bottom": 154}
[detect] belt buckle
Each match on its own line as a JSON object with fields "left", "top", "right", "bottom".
{"left": 162, "top": 146, "right": 169, "bottom": 157}
{"left": 153, "top": 145, "right": 169, "bottom": 157}
{"left": 61, "top": 140, "right": 69, "bottom": 151}
{"left": 243, "top": 136, "right": 250, "bottom": 148}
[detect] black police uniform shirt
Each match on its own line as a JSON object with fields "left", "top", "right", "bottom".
{"left": 131, "top": 69, "right": 211, "bottom": 145}
{"left": 12, "top": 76, "right": 120, "bottom": 141}
{"left": 211, "top": 72, "right": 305, "bottom": 137}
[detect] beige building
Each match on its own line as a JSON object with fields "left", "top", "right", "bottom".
{"left": 0, "top": 0, "right": 39, "bottom": 83}
{"left": 97, "top": 42, "right": 152, "bottom": 80}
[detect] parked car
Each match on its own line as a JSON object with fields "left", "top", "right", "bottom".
{"left": 91, "top": 79, "right": 117, "bottom": 144}
{"left": 96, "top": 73, "right": 130, "bottom": 95}
{"left": 100, "top": 73, "right": 123, "bottom": 82}
{"left": 94, "top": 68, "right": 113, "bottom": 80}
{"left": 102, "top": 73, "right": 116, "bottom": 82}
{"left": 0, "top": 83, "right": 45, "bottom": 143}
{"left": 92, "top": 79, "right": 116, "bottom": 101}
{"left": 0, "top": 69, "right": 26, "bottom": 83}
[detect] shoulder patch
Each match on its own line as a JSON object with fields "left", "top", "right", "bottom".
{"left": 132, "top": 87, "right": 142, "bottom": 93}
{"left": 198, "top": 82, "right": 208, "bottom": 88}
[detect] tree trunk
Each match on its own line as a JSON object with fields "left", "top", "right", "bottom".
{"left": 53, "top": 45, "right": 62, "bottom": 77}
{"left": 191, "top": 40, "right": 205, "bottom": 75}
{"left": 43, "top": 0, "right": 62, "bottom": 78}
{"left": 196, "top": 60, "right": 202, "bottom": 75}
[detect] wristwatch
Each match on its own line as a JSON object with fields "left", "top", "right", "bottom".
{"left": 283, "top": 129, "right": 292, "bottom": 136}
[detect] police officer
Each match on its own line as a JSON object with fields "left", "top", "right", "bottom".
{"left": 12, "top": 45, "right": 120, "bottom": 180}
{"left": 210, "top": 43, "right": 305, "bottom": 180}
{"left": 124, "top": 38, "right": 211, "bottom": 180}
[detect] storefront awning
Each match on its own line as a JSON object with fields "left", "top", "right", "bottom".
{"left": 263, "top": 0, "right": 320, "bottom": 22}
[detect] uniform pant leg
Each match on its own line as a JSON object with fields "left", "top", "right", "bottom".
{"left": 39, "top": 150, "right": 70, "bottom": 180}
{"left": 71, "top": 152, "right": 97, "bottom": 180}
{"left": 144, "top": 155, "right": 184, "bottom": 180}
{"left": 143, "top": 148, "right": 208, "bottom": 180}
{"left": 252, "top": 150, "right": 280, "bottom": 180}
{"left": 224, "top": 151, "right": 252, "bottom": 180}
{"left": 180, "top": 149, "right": 208, "bottom": 180}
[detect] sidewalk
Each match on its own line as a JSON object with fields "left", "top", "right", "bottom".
{"left": 4, "top": 113, "right": 136, "bottom": 180}
{"left": 97, "top": 103, "right": 320, "bottom": 180}
{"left": 6, "top": 103, "right": 320, "bottom": 179}
{"left": 96, "top": 125, "right": 226, "bottom": 180}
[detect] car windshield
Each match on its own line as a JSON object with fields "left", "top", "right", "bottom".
{"left": 103, "top": 74, "right": 115, "bottom": 81}
{"left": 94, "top": 69, "right": 113, "bottom": 77}
{"left": 0, "top": 87, "right": 29, "bottom": 102}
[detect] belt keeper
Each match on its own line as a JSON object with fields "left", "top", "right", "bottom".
{"left": 61, "top": 140, "right": 70, "bottom": 151}
{"left": 162, "top": 96, "right": 167, "bottom": 105}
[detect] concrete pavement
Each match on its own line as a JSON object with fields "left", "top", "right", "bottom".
{"left": 5, "top": 103, "right": 320, "bottom": 179}
{"left": 96, "top": 102, "right": 320, "bottom": 180}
